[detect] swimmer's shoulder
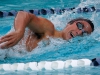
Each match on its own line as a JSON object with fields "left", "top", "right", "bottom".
{"left": 29, "top": 15, "right": 55, "bottom": 37}
{"left": 38, "top": 17, "right": 55, "bottom": 35}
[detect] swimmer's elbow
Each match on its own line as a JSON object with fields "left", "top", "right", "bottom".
{"left": 17, "top": 11, "right": 37, "bottom": 22}
{"left": 15, "top": 11, "right": 33, "bottom": 26}
{"left": 17, "top": 11, "right": 29, "bottom": 16}
{"left": 16, "top": 11, "right": 32, "bottom": 20}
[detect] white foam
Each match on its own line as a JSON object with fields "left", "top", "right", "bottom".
{"left": 0, "top": 50, "right": 7, "bottom": 60}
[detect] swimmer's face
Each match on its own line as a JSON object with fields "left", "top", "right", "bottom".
{"left": 62, "top": 20, "right": 92, "bottom": 40}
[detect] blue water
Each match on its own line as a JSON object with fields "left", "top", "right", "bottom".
{"left": 0, "top": 0, "right": 100, "bottom": 75}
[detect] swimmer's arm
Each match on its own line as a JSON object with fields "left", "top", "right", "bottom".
{"left": 0, "top": 11, "right": 42, "bottom": 49}
{"left": 14, "top": 11, "right": 54, "bottom": 34}
{"left": 0, "top": 11, "right": 54, "bottom": 49}
{"left": 14, "top": 11, "right": 36, "bottom": 34}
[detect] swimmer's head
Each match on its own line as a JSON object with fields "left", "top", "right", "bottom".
{"left": 62, "top": 18, "right": 94, "bottom": 40}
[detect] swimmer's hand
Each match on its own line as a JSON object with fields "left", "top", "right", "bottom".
{"left": 0, "top": 31, "right": 24, "bottom": 49}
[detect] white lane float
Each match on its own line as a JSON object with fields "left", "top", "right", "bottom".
{"left": 0, "top": 58, "right": 94, "bottom": 71}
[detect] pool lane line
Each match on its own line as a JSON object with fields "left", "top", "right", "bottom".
{"left": 0, "top": 6, "right": 99, "bottom": 18}
{"left": 0, "top": 58, "right": 100, "bottom": 71}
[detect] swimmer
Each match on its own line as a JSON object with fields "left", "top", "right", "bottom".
{"left": 0, "top": 11, "right": 94, "bottom": 51}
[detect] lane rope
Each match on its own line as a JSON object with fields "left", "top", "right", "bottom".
{"left": 0, "top": 58, "right": 100, "bottom": 71}
{"left": 0, "top": 6, "right": 98, "bottom": 18}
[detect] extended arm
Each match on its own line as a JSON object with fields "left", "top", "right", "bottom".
{"left": 0, "top": 11, "right": 54, "bottom": 49}
{"left": 14, "top": 11, "right": 42, "bottom": 34}
{"left": 0, "top": 11, "right": 32, "bottom": 49}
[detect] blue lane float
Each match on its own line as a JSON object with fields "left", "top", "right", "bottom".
{"left": 0, "top": 6, "right": 97, "bottom": 18}
{"left": 0, "top": 58, "right": 100, "bottom": 71}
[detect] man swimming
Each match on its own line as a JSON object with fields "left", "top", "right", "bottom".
{"left": 0, "top": 11, "right": 94, "bottom": 51}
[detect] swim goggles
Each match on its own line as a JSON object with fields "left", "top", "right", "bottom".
{"left": 76, "top": 22, "right": 88, "bottom": 36}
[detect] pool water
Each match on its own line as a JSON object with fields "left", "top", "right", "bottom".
{"left": 0, "top": 0, "right": 100, "bottom": 75}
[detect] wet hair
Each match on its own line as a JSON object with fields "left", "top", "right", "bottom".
{"left": 68, "top": 18, "right": 94, "bottom": 32}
